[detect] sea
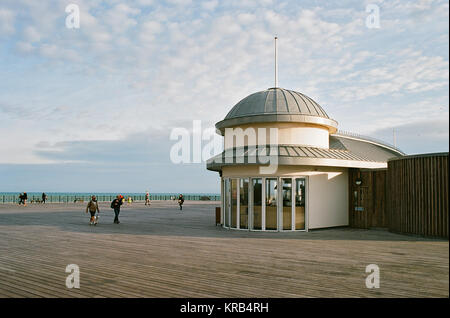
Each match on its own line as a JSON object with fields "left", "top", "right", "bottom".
{"left": 0, "top": 192, "right": 220, "bottom": 203}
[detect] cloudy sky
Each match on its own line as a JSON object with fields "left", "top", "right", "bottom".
{"left": 0, "top": 0, "right": 448, "bottom": 193}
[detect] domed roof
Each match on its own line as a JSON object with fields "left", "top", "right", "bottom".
{"left": 226, "top": 87, "right": 329, "bottom": 119}
{"left": 216, "top": 87, "right": 338, "bottom": 134}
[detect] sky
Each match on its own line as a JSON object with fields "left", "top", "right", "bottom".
{"left": 0, "top": 0, "right": 448, "bottom": 193}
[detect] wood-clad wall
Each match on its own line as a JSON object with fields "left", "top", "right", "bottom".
{"left": 387, "top": 154, "right": 448, "bottom": 238}
{"left": 349, "top": 153, "right": 448, "bottom": 238}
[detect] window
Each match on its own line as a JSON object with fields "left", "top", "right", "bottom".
{"left": 224, "top": 179, "right": 230, "bottom": 227}
{"left": 265, "top": 178, "right": 278, "bottom": 230}
{"left": 282, "top": 178, "right": 292, "bottom": 230}
{"left": 240, "top": 178, "right": 249, "bottom": 229}
{"left": 252, "top": 178, "right": 262, "bottom": 230}
{"left": 231, "top": 179, "right": 238, "bottom": 228}
{"left": 295, "top": 179, "right": 306, "bottom": 230}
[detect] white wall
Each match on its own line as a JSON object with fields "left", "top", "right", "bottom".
{"left": 223, "top": 123, "right": 330, "bottom": 149}
{"left": 308, "top": 170, "right": 349, "bottom": 229}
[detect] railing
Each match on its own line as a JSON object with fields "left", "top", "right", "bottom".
{"left": 334, "top": 130, "right": 405, "bottom": 155}
{"left": 0, "top": 194, "right": 221, "bottom": 204}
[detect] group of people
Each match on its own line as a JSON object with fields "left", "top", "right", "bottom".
{"left": 18, "top": 192, "right": 28, "bottom": 205}
{"left": 18, "top": 192, "right": 47, "bottom": 205}
{"left": 145, "top": 191, "right": 184, "bottom": 210}
{"left": 85, "top": 194, "right": 123, "bottom": 225}
{"left": 84, "top": 193, "right": 185, "bottom": 225}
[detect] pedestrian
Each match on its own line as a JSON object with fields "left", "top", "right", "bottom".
{"left": 18, "top": 193, "right": 24, "bottom": 205}
{"left": 23, "top": 192, "right": 28, "bottom": 206}
{"left": 178, "top": 194, "right": 184, "bottom": 211}
{"left": 42, "top": 192, "right": 47, "bottom": 204}
{"left": 86, "top": 195, "right": 100, "bottom": 225}
{"left": 145, "top": 191, "right": 151, "bottom": 206}
{"left": 111, "top": 195, "right": 123, "bottom": 224}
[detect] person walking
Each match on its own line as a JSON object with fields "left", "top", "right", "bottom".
{"left": 86, "top": 195, "right": 100, "bottom": 225}
{"left": 178, "top": 194, "right": 184, "bottom": 211}
{"left": 111, "top": 195, "right": 123, "bottom": 224}
{"left": 23, "top": 192, "right": 28, "bottom": 206}
{"left": 145, "top": 191, "right": 150, "bottom": 206}
{"left": 42, "top": 192, "right": 47, "bottom": 204}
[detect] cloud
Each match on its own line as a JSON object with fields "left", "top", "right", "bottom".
{"left": 15, "top": 41, "right": 34, "bottom": 54}
{"left": 0, "top": 8, "right": 15, "bottom": 36}
{"left": 23, "top": 26, "right": 41, "bottom": 42}
{"left": 166, "top": 0, "right": 192, "bottom": 6}
{"left": 104, "top": 3, "right": 141, "bottom": 33}
{"left": 202, "top": 0, "right": 218, "bottom": 11}
{"left": 34, "top": 129, "right": 170, "bottom": 164}
{"left": 0, "top": 0, "right": 447, "bottom": 192}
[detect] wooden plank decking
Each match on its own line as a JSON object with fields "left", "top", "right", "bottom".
{"left": 0, "top": 201, "right": 448, "bottom": 298}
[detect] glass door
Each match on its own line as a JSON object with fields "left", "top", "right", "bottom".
{"left": 265, "top": 178, "right": 278, "bottom": 230}
{"left": 231, "top": 179, "right": 238, "bottom": 228}
{"left": 224, "top": 178, "right": 230, "bottom": 227}
{"left": 295, "top": 178, "right": 306, "bottom": 230}
{"left": 281, "top": 178, "right": 293, "bottom": 230}
{"left": 240, "top": 178, "right": 249, "bottom": 229}
{"left": 252, "top": 178, "right": 262, "bottom": 230}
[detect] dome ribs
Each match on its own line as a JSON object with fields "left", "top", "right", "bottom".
{"left": 292, "top": 90, "right": 312, "bottom": 114}
{"left": 275, "top": 88, "right": 289, "bottom": 113}
{"left": 264, "top": 89, "right": 277, "bottom": 113}
{"left": 284, "top": 89, "right": 302, "bottom": 113}
{"left": 302, "top": 93, "right": 328, "bottom": 118}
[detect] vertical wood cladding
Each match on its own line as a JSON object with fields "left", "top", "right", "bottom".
{"left": 387, "top": 154, "right": 448, "bottom": 238}
{"left": 349, "top": 153, "right": 448, "bottom": 238}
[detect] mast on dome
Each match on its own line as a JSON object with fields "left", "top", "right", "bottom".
{"left": 274, "top": 36, "right": 278, "bottom": 88}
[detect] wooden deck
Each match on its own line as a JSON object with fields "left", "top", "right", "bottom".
{"left": 0, "top": 201, "right": 448, "bottom": 298}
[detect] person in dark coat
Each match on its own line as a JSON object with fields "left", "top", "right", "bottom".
{"left": 111, "top": 195, "right": 123, "bottom": 224}
{"left": 42, "top": 192, "right": 47, "bottom": 204}
{"left": 178, "top": 194, "right": 184, "bottom": 211}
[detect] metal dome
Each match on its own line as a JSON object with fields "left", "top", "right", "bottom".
{"left": 215, "top": 88, "right": 338, "bottom": 134}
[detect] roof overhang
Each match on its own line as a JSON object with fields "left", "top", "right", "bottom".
{"left": 216, "top": 114, "right": 338, "bottom": 135}
{"left": 207, "top": 156, "right": 387, "bottom": 172}
{"left": 206, "top": 145, "right": 388, "bottom": 172}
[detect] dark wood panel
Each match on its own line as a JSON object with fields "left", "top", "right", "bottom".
{"left": 349, "top": 168, "right": 387, "bottom": 229}
{"left": 387, "top": 154, "right": 448, "bottom": 238}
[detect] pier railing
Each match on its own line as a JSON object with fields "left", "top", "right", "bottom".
{"left": 0, "top": 194, "right": 221, "bottom": 204}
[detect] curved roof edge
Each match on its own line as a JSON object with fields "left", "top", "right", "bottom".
{"left": 332, "top": 132, "right": 405, "bottom": 156}
{"left": 206, "top": 156, "right": 387, "bottom": 172}
{"left": 206, "top": 143, "right": 393, "bottom": 172}
{"left": 216, "top": 114, "right": 338, "bottom": 135}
